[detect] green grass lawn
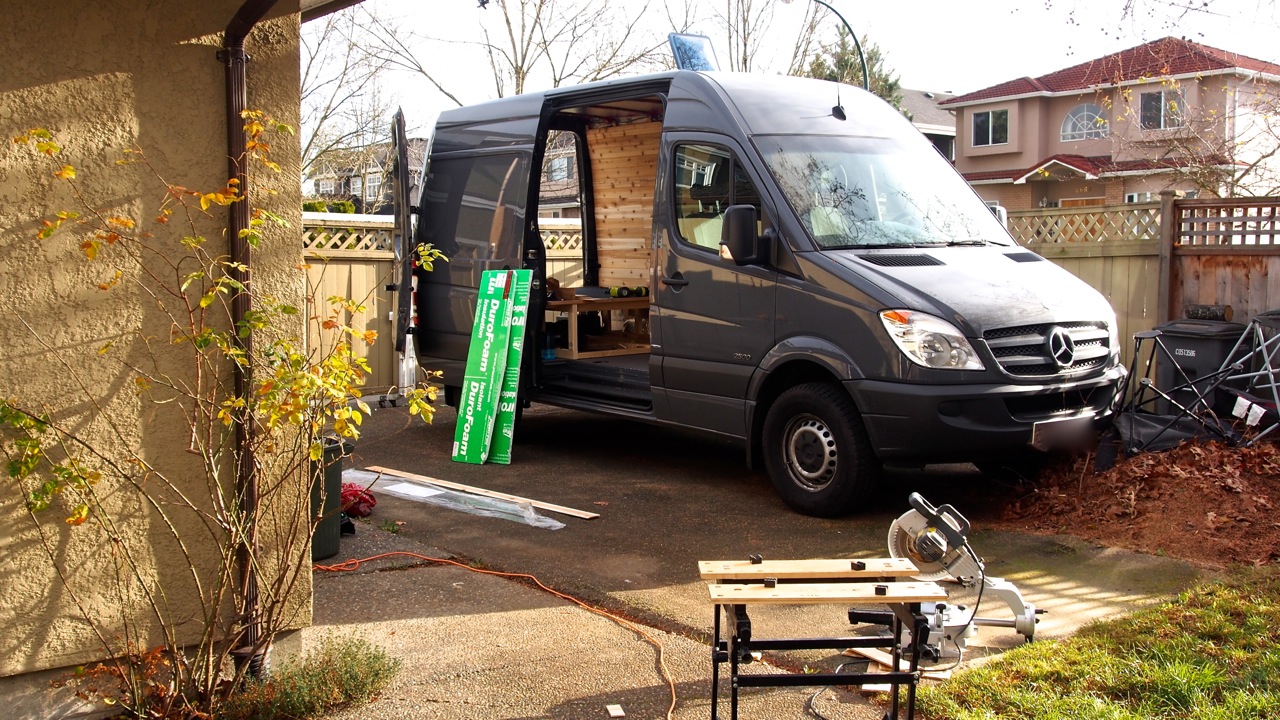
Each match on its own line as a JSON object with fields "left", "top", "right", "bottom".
{"left": 916, "top": 568, "right": 1280, "bottom": 720}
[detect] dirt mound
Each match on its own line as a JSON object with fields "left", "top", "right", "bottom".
{"left": 988, "top": 439, "right": 1280, "bottom": 568}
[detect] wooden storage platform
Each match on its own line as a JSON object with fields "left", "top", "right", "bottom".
{"left": 546, "top": 296, "right": 650, "bottom": 359}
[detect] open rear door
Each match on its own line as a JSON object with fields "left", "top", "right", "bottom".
{"left": 389, "top": 108, "right": 429, "bottom": 400}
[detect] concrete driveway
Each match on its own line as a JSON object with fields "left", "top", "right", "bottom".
{"left": 312, "top": 402, "right": 1200, "bottom": 719}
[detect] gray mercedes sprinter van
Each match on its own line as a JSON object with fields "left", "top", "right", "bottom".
{"left": 402, "top": 71, "right": 1124, "bottom": 517}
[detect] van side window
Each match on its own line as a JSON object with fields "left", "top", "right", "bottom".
{"left": 673, "top": 143, "right": 762, "bottom": 253}
{"left": 421, "top": 153, "right": 528, "bottom": 260}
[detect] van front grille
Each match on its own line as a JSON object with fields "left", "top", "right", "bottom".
{"left": 983, "top": 321, "right": 1111, "bottom": 378}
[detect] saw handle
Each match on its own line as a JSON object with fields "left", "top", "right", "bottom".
{"left": 907, "top": 492, "right": 970, "bottom": 545}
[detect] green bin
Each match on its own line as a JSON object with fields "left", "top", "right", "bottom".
{"left": 311, "top": 437, "right": 353, "bottom": 561}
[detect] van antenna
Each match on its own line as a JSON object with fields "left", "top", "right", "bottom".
{"left": 833, "top": 85, "right": 846, "bottom": 121}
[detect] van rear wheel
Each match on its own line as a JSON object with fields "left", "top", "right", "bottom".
{"left": 763, "top": 382, "right": 880, "bottom": 517}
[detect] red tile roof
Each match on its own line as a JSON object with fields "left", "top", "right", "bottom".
{"left": 963, "top": 153, "right": 1235, "bottom": 183}
{"left": 942, "top": 37, "right": 1280, "bottom": 105}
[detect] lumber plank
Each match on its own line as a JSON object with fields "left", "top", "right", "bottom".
{"left": 699, "top": 557, "right": 920, "bottom": 580}
{"left": 707, "top": 581, "right": 945, "bottom": 605}
{"left": 842, "top": 648, "right": 951, "bottom": 680}
{"left": 366, "top": 465, "right": 600, "bottom": 519}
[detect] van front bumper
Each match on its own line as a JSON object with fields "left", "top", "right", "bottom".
{"left": 847, "top": 365, "right": 1125, "bottom": 461}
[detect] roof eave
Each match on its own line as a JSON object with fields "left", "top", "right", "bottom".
{"left": 1014, "top": 160, "right": 1097, "bottom": 185}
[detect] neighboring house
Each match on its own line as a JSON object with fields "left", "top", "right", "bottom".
{"left": 1, "top": 1, "right": 358, "bottom": 717}
{"left": 942, "top": 37, "right": 1280, "bottom": 210}
{"left": 900, "top": 88, "right": 957, "bottom": 160}
{"left": 306, "top": 137, "right": 427, "bottom": 213}
{"left": 539, "top": 130, "right": 583, "bottom": 220}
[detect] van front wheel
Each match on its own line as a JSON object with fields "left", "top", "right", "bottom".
{"left": 763, "top": 383, "right": 880, "bottom": 517}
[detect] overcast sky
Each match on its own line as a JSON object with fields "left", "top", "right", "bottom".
{"left": 365, "top": 0, "right": 1280, "bottom": 129}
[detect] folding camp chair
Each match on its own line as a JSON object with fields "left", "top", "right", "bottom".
{"left": 1216, "top": 310, "right": 1280, "bottom": 444}
{"left": 1111, "top": 329, "right": 1242, "bottom": 455}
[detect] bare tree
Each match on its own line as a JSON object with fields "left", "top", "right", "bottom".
{"left": 1107, "top": 77, "right": 1280, "bottom": 197}
{"left": 784, "top": 3, "right": 824, "bottom": 76}
{"left": 365, "top": 0, "right": 672, "bottom": 101}
{"left": 714, "top": 0, "right": 776, "bottom": 72}
{"left": 300, "top": 7, "right": 395, "bottom": 178}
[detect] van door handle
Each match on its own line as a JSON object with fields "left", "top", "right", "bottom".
{"left": 660, "top": 274, "right": 689, "bottom": 287}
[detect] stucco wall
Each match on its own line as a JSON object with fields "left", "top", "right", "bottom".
{"left": 0, "top": 0, "right": 307, "bottom": 705}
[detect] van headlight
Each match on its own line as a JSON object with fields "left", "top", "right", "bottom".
{"left": 880, "top": 310, "right": 985, "bottom": 370}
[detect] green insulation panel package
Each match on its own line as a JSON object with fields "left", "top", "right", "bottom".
{"left": 452, "top": 269, "right": 531, "bottom": 465}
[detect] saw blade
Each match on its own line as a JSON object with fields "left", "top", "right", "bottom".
{"left": 887, "top": 514, "right": 952, "bottom": 581}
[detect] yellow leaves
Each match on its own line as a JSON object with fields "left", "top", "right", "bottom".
{"left": 97, "top": 270, "right": 122, "bottom": 291}
{"left": 361, "top": 330, "right": 378, "bottom": 345}
{"left": 14, "top": 128, "right": 61, "bottom": 156}
{"left": 199, "top": 187, "right": 240, "bottom": 211}
{"left": 66, "top": 504, "right": 90, "bottom": 526}
{"left": 217, "top": 398, "right": 245, "bottom": 426}
{"left": 37, "top": 211, "right": 78, "bottom": 240}
{"left": 80, "top": 239, "right": 102, "bottom": 260}
{"left": 97, "top": 341, "right": 114, "bottom": 356}
{"left": 54, "top": 165, "right": 76, "bottom": 180}
{"left": 134, "top": 376, "right": 152, "bottom": 393}
{"left": 106, "top": 216, "right": 135, "bottom": 229}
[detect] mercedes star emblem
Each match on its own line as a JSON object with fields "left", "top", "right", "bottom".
{"left": 1046, "top": 326, "right": 1076, "bottom": 368}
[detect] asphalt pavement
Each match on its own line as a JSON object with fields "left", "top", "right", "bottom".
{"left": 311, "top": 402, "right": 1201, "bottom": 719}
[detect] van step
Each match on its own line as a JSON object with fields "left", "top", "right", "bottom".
{"left": 537, "top": 357, "right": 651, "bottom": 410}
{"left": 538, "top": 377, "right": 652, "bottom": 407}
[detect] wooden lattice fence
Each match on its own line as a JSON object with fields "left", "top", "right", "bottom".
{"left": 303, "top": 213, "right": 397, "bottom": 394}
{"left": 540, "top": 218, "right": 585, "bottom": 288}
{"left": 1007, "top": 203, "right": 1160, "bottom": 245}
{"left": 302, "top": 211, "right": 393, "bottom": 253}
{"left": 1164, "top": 197, "right": 1280, "bottom": 324}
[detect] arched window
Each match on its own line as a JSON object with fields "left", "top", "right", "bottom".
{"left": 1061, "top": 104, "right": 1108, "bottom": 141}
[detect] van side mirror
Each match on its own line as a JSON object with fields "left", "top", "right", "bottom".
{"left": 721, "top": 204, "right": 766, "bottom": 266}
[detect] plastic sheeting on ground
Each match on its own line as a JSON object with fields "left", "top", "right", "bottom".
{"left": 342, "top": 468, "right": 565, "bottom": 530}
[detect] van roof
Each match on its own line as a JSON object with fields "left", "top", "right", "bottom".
{"left": 436, "top": 71, "right": 914, "bottom": 139}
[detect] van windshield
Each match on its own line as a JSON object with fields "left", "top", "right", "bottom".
{"left": 756, "top": 134, "right": 1012, "bottom": 249}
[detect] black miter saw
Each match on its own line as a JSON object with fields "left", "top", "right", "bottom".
{"left": 887, "top": 493, "right": 1041, "bottom": 659}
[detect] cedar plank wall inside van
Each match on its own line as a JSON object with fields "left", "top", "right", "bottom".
{"left": 586, "top": 120, "right": 660, "bottom": 289}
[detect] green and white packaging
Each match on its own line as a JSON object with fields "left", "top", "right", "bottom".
{"left": 489, "top": 270, "right": 531, "bottom": 465}
{"left": 451, "top": 270, "right": 519, "bottom": 464}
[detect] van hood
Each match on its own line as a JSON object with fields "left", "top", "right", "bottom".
{"left": 828, "top": 247, "right": 1115, "bottom": 334}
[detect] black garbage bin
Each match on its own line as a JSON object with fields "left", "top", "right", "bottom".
{"left": 311, "top": 437, "right": 353, "bottom": 562}
{"left": 1153, "top": 319, "right": 1246, "bottom": 415}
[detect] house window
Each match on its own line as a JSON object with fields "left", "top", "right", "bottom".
{"left": 545, "top": 156, "right": 574, "bottom": 181}
{"left": 350, "top": 176, "right": 363, "bottom": 196}
{"left": 1061, "top": 104, "right": 1108, "bottom": 141}
{"left": 366, "top": 173, "right": 382, "bottom": 199}
{"left": 972, "top": 109, "right": 1008, "bottom": 147}
{"left": 1140, "top": 90, "right": 1183, "bottom": 130}
{"left": 317, "top": 178, "right": 335, "bottom": 195}
{"left": 676, "top": 154, "right": 717, "bottom": 188}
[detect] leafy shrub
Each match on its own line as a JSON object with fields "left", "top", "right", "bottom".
{"left": 302, "top": 200, "right": 327, "bottom": 212}
{"left": 327, "top": 200, "right": 356, "bottom": 214}
{"left": 219, "top": 637, "right": 401, "bottom": 720}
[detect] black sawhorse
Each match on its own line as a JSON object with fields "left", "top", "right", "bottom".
{"left": 700, "top": 558, "right": 947, "bottom": 720}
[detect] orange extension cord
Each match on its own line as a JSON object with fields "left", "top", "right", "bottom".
{"left": 315, "top": 552, "right": 678, "bottom": 719}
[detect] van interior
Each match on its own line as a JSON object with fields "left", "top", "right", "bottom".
{"left": 533, "top": 93, "right": 667, "bottom": 412}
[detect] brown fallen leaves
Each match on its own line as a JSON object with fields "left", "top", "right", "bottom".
{"left": 993, "top": 439, "right": 1280, "bottom": 568}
